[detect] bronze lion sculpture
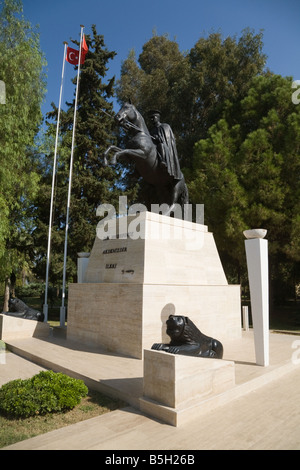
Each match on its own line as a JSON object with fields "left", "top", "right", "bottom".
{"left": 151, "top": 315, "right": 223, "bottom": 359}
{"left": 3, "top": 297, "right": 44, "bottom": 322}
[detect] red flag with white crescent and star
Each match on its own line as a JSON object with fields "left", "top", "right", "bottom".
{"left": 66, "top": 34, "right": 88, "bottom": 65}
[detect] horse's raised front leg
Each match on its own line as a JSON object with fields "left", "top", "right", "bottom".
{"left": 104, "top": 146, "right": 147, "bottom": 166}
{"left": 103, "top": 145, "right": 122, "bottom": 165}
{"left": 114, "top": 148, "right": 148, "bottom": 160}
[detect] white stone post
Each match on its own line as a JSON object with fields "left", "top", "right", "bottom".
{"left": 77, "top": 252, "right": 90, "bottom": 283}
{"left": 244, "top": 229, "right": 269, "bottom": 367}
{"left": 242, "top": 306, "right": 249, "bottom": 331}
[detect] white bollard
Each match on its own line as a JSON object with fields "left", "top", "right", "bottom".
{"left": 77, "top": 252, "right": 90, "bottom": 283}
{"left": 244, "top": 229, "right": 269, "bottom": 367}
{"left": 242, "top": 306, "right": 249, "bottom": 331}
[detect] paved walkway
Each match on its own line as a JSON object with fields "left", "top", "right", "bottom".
{"left": 1, "top": 331, "right": 300, "bottom": 450}
{"left": 0, "top": 350, "right": 46, "bottom": 387}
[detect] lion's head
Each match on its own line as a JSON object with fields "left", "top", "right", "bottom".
{"left": 166, "top": 315, "right": 204, "bottom": 345}
{"left": 9, "top": 298, "right": 27, "bottom": 313}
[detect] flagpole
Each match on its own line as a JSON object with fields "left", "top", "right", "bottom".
{"left": 60, "top": 25, "right": 85, "bottom": 328}
{"left": 43, "top": 41, "right": 68, "bottom": 323}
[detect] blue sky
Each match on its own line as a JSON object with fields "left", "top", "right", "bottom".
{"left": 22, "top": 0, "right": 300, "bottom": 116}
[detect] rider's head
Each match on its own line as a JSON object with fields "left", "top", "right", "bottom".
{"left": 148, "top": 109, "right": 161, "bottom": 126}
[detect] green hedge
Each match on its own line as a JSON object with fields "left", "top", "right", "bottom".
{"left": 15, "top": 283, "right": 45, "bottom": 298}
{"left": 0, "top": 371, "right": 88, "bottom": 418}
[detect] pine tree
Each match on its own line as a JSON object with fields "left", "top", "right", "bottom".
{"left": 191, "top": 74, "right": 300, "bottom": 302}
{"left": 33, "top": 25, "right": 135, "bottom": 289}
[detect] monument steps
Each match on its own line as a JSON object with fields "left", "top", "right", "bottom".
{"left": 3, "top": 330, "right": 299, "bottom": 426}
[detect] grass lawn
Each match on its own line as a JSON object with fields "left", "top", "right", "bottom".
{"left": 0, "top": 388, "right": 125, "bottom": 449}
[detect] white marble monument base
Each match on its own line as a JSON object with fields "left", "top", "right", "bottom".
{"left": 67, "top": 212, "right": 241, "bottom": 359}
{"left": 140, "top": 349, "right": 235, "bottom": 426}
{"left": 84, "top": 211, "right": 228, "bottom": 286}
{"left": 67, "top": 283, "right": 241, "bottom": 359}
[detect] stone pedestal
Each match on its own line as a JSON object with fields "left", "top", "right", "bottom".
{"left": 140, "top": 349, "right": 235, "bottom": 426}
{"left": 84, "top": 212, "right": 227, "bottom": 286}
{"left": 67, "top": 212, "right": 241, "bottom": 358}
{"left": 0, "top": 314, "right": 50, "bottom": 341}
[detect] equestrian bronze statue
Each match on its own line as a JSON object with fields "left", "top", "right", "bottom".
{"left": 104, "top": 103, "right": 188, "bottom": 216}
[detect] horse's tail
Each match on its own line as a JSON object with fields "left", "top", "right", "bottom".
{"left": 177, "top": 178, "right": 189, "bottom": 220}
{"left": 179, "top": 178, "right": 189, "bottom": 207}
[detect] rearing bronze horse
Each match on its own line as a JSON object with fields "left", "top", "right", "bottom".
{"left": 104, "top": 103, "right": 188, "bottom": 216}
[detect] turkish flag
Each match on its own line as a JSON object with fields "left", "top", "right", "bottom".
{"left": 66, "top": 46, "right": 81, "bottom": 65}
{"left": 82, "top": 34, "right": 88, "bottom": 55}
{"left": 66, "top": 35, "right": 88, "bottom": 65}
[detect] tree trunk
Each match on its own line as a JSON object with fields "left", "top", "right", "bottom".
{"left": 3, "top": 277, "right": 10, "bottom": 312}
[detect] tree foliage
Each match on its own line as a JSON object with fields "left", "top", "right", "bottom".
{"left": 117, "top": 29, "right": 266, "bottom": 165}
{"left": 1, "top": 15, "right": 299, "bottom": 307}
{"left": 190, "top": 74, "right": 300, "bottom": 300}
{"left": 117, "top": 29, "right": 300, "bottom": 302}
{"left": 0, "top": 0, "right": 46, "bottom": 307}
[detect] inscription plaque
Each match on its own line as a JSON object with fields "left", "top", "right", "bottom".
{"left": 103, "top": 247, "right": 127, "bottom": 254}
{"left": 105, "top": 263, "right": 117, "bottom": 269}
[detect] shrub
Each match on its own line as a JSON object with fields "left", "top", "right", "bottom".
{"left": 0, "top": 371, "right": 88, "bottom": 418}
{"left": 15, "top": 283, "right": 45, "bottom": 298}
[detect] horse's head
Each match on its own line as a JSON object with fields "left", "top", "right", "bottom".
{"left": 115, "top": 102, "right": 138, "bottom": 129}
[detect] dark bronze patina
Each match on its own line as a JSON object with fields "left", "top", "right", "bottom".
{"left": 3, "top": 297, "right": 44, "bottom": 322}
{"left": 104, "top": 103, "right": 188, "bottom": 216}
{"left": 152, "top": 315, "right": 224, "bottom": 359}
